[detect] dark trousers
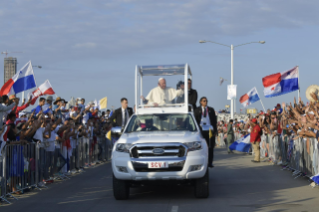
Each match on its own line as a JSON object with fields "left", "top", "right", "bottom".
{"left": 202, "top": 131, "right": 215, "bottom": 165}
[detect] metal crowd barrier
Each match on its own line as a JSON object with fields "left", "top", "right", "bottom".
{"left": 258, "top": 133, "right": 319, "bottom": 184}
{"left": 216, "top": 133, "right": 226, "bottom": 147}
{"left": 0, "top": 135, "right": 113, "bottom": 204}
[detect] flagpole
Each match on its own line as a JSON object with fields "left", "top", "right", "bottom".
{"left": 259, "top": 98, "right": 266, "bottom": 112}
{"left": 297, "top": 66, "right": 300, "bottom": 100}
{"left": 255, "top": 87, "right": 266, "bottom": 112}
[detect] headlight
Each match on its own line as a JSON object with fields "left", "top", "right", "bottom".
{"left": 116, "top": 143, "right": 133, "bottom": 153}
{"left": 185, "top": 141, "right": 202, "bottom": 151}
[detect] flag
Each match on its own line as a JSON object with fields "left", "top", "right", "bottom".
{"left": 106, "top": 130, "right": 111, "bottom": 141}
{"left": 28, "top": 80, "right": 55, "bottom": 105}
{"left": 209, "top": 128, "right": 213, "bottom": 139}
{"left": 311, "top": 173, "right": 319, "bottom": 185}
{"left": 229, "top": 134, "right": 251, "bottom": 153}
{"left": 109, "top": 110, "right": 113, "bottom": 117}
{"left": 239, "top": 87, "right": 260, "bottom": 108}
{"left": 66, "top": 97, "right": 76, "bottom": 109}
{"left": 262, "top": 66, "right": 299, "bottom": 98}
{"left": 93, "top": 99, "right": 99, "bottom": 110}
{"left": 0, "top": 61, "right": 36, "bottom": 95}
{"left": 99, "top": 97, "right": 107, "bottom": 110}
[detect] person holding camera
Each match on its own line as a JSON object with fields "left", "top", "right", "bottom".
{"left": 194, "top": 97, "right": 217, "bottom": 168}
{"left": 1, "top": 95, "right": 17, "bottom": 126}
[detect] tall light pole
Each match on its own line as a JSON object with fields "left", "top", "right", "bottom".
{"left": 199, "top": 40, "right": 265, "bottom": 119}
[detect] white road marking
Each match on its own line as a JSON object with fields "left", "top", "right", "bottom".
{"left": 171, "top": 206, "right": 179, "bottom": 212}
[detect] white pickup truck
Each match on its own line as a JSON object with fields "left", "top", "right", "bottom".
{"left": 111, "top": 64, "right": 209, "bottom": 200}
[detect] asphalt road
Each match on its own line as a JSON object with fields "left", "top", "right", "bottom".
{"left": 2, "top": 148, "right": 319, "bottom": 212}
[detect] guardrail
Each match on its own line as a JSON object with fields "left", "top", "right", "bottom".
{"left": 218, "top": 131, "right": 319, "bottom": 187}
{"left": 0, "top": 135, "right": 113, "bottom": 204}
{"left": 260, "top": 134, "right": 318, "bottom": 179}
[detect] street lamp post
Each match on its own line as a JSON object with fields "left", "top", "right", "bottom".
{"left": 199, "top": 40, "right": 265, "bottom": 119}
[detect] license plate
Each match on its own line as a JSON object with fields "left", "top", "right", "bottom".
{"left": 148, "top": 162, "right": 168, "bottom": 169}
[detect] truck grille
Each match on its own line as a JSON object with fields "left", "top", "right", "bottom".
{"left": 130, "top": 143, "right": 186, "bottom": 158}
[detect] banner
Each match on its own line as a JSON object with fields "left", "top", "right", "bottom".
{"left": 99, "top": 97, "right": 107, "bottom": 110}
{"left": 227, "top": 85, "right": 237, "bottom": 100}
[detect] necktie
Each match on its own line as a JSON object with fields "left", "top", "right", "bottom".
{"left": 203, "top": 107, "right": 207, "bottom": 117}
{"left": 124, "top": 110, "right": 127, "bottom": 126}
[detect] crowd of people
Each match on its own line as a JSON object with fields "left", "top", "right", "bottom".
{"left": 217, "top": 86, "right": 319, "bottom": 165}
{"left": 0, "top": 94, "right": 117, "bottom": 185}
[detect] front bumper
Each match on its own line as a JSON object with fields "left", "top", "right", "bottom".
{"left": 112, "top": 151, "right": 207, "bottom": 180}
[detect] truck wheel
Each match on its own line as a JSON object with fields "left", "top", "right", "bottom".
{"left": 194, "top": 169, "right": 209, "bottom": 198}
{"left": 113, "top": 175, "right": 130, "bottom": 200}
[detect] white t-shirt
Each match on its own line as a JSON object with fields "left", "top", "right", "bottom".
{"left": 34, "top": 127, "right": 45, "bottom": 147}
{"left": 89, "top": 126, "right": 94, "bottom": 139}
{"left": 42, "top": 103, "right": 53, "bottom": 114}
{"left": 70, "top": 129, "right": 78, "bottom": 149}
{"left": 82, "top": 112, "right": 89, "bottom": 125}
{"left": 44, "top": 130, "right": 58, "bottom": 151}
{"left": 54, "top": 125, "right": 61, "bottom": 134}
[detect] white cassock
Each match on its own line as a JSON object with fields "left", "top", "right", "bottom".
{"left": 146, "top": 86, "right": 184, "bottom": 106}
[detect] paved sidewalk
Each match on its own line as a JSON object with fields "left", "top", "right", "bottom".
{"left": 1, "top": 148, "right": 319, "bottom": 212}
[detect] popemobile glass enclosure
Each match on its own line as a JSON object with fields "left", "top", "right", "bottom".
{"left": 135, "top": 64, "right": 192, "bottom": 114}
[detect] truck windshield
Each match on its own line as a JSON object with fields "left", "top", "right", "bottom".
{"left": 125, "top": 114, "right": 197, "bottom": 132}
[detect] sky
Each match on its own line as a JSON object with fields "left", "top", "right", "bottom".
{"left": 1, "top": 0, "right": 319, "bottom": 112}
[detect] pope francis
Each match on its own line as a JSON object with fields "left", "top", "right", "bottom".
{"left": 142, "top": 78, "right": 184, "bottom": 106}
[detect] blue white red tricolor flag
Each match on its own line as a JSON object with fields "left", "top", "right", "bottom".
{"left": 262, "top": 66, "right": 299, "bottom": 98}
{"left": 229, "top": 134, "right": 251, "bottom": 153}
{"left": 239, "top": 87, "right": 260, "bottom": 107}
{"left": 0, "top": 61, "right": 37, "bottom": 96}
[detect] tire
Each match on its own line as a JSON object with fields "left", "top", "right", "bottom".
{"left": 113, "top": 175, "right": 130, "bottom": 200}
{"left": 194, "top": 169, "right": 209, "bottom": 198}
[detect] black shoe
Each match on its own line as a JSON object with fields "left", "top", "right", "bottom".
{"left": 251, "top": 160, "right": 260, "bottom": 163}
{"left": 208, "top": 164, "right": 214, "bottom": 168}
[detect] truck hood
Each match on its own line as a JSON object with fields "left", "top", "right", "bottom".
{"left": 118, "top": 131, "right": 202, "bottom": 144}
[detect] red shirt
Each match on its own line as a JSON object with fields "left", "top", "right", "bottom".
{"left": 13, "top": 103, "right": 30, "bottom": 118}
{"left": 250, "top": 124, "right": 262, "bottom": 142}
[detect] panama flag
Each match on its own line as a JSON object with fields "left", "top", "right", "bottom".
{"left": 262, "top": 66, "right": 299, "bottom": 98}
{"left": 311, "top": 173, "right": 319, "bottom": 185}
{"left": 239, "top": 87, "right": 260, "bottom": 107}
{"left": 0, "top": 61, "right": 36, "bottom": 95}
{"left": 28, "top": 80, "right": 55, "bottom": 105}
{"left": 229, "top": 134, "right": 251, "bottom": 153}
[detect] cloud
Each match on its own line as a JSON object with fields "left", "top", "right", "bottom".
{"left": 0, "top": 0, "right": 319, "bottom": 65}
{"left": 74, "top": 42, "right": 97, "bottom": 48}
{"left": 1, "top": 0, "right": 318, "bottom": 110}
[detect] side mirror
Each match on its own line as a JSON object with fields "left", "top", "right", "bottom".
{"left": 111, "top": 126, "right": 122, "bottom": 134}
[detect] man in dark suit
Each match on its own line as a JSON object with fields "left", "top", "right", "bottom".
{"left": 194, "top": 97, "right": 217, "bottom": 168}
{"left": 109, "top": 98, "right": 133, "bottom": 128}
{"left": 188, "top": 79, "right": 198, "bottom": 110}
